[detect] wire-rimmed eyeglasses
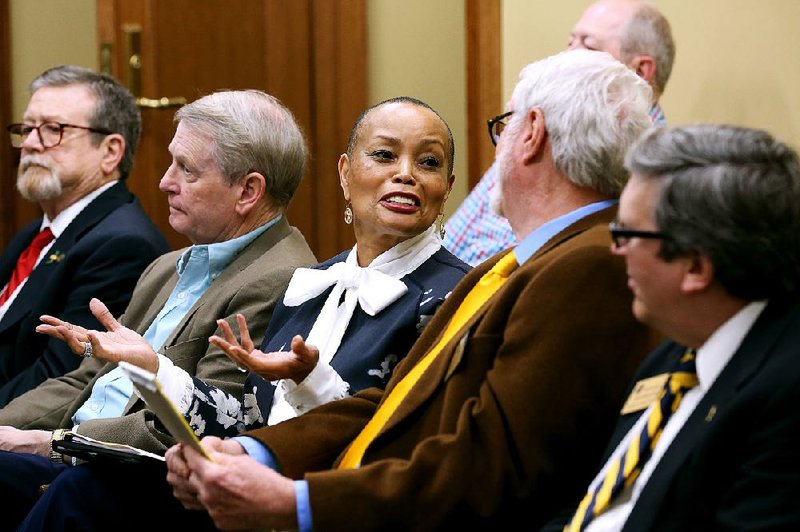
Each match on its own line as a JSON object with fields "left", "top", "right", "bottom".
{"left": 7, "top": 122, "right": 113, "bottom": 149}
{"left": 609, "top": 221, "right": 669, "bottom": 249}
{"left": 487, "top": 111, "right": 513, "bottom": 146}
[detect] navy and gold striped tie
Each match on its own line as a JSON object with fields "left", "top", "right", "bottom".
{"left": 566, "top": 349, "right": 698, "bottom": 531}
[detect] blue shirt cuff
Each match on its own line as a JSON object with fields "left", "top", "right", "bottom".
{"left": 233, "top": 435, "right": 280, "bottom": 470}
{"left": 295, "top": 480, "right": 313, "bottom": 532}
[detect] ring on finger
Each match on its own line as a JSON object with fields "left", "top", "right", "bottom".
{"left": 82, "top": 341, "right": 93, "bottom": 358}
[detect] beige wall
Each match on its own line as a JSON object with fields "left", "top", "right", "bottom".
{"left": 503, "top": 0, "right": 800, "bottom": 150}
{"left": 367, "top": 0, "right": 467, "bottom": 218}
{"left": 9, "top": 0, "right": 97, "bottom": 121}
{"left": 15, "top": 1, "right": 796, "bottom": 210}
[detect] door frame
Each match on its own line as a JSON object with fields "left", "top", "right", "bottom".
{"left": 1, "top": 0, "right": 16, "bottom": 247}
{"left": 465, "top": 0, "right": 501, "bottom": 189}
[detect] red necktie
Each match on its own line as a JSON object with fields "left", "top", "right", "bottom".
{"left": 0, "top": 227, "right": 55, "bottom": 306}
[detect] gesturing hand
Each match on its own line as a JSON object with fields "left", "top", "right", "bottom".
{"left": 209, "top": 313, "right": 320, "bottom": 384}
{"left": 37, "top": 297, "right": 159, "bottom": 373}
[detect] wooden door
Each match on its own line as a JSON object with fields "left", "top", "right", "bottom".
{"left": 96, "top": 0, "right": 366, "bottom": 257}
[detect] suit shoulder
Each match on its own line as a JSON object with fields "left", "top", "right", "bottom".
{"left": 234, "top": 229, "right": 315, "bottom": 290}
{"left": 107, "top": 198, "right": 161, "bottom": 226}
{"left": 93, "top": 201, "right": 168, "bottom": 240}
{"left": 137, "top": 249, "right": 184, "bottom": 281}
{"left": 262, "top": 227, "right": 317, "bottom": 268}
{"left": 523, "top": 233, "right": 620, "bottom": 279}
{"left": 412, "top": 247, "right": 471, "bottom": 276}
{"left": 428, "top": 247, "right": 472, "bottom": 274}
{"left": 402, "top": 247, "right": 470, "bottom": 294}
{"left": 316, "top": 250, "right": 350, "bottom": 269}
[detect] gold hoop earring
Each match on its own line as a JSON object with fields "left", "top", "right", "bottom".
{"left": 344, "top": 203, "right": 353, "bottom": 225}
{"left": 436, "top": 212, "right": 446, "bottom": 240}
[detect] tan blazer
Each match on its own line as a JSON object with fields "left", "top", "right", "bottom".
{"left": 0, "top": 217, "right": 316, "bottom": 454}
{"left": 249, "top": 207, "right": 662, "bottom": 530}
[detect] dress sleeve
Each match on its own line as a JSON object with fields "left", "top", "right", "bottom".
{"left": 272, "top": 361, "right": 350, "bottom": 422}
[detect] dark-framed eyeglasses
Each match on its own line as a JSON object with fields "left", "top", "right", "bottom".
{"left": 609, "top": 221, "right": 669, "bottom": 249}
{"left": 487, "top": 111, "right": 513, "bottom": 146}
{"left": 7, "top": 122, "right": 114, "bottom": 149}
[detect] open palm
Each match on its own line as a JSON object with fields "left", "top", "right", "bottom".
{"left": 37, "top": 297, "right": 159, "bottom": 373}
{"left": 209, "top": 313, "right": 319, "bottom": 383}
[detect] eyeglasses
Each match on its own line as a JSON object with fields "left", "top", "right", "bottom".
{"left": 7, "top": 122, "right": 113, "bottom": 149}
{"left": 487, "top": 111, "right": 513, "bottom": 146}
{"left": 609, "top": 221, "right": 669, "bottom": 249}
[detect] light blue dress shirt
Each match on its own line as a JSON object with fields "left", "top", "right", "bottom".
{"left": 238, "top": 201, "right": 616, "bottom": 532}
{"left": 71, "top": 218, "right": 279, "bottom": 428}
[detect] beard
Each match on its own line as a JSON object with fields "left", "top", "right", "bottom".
{"left": 17, "top": 155, "right": 63, "bottom": 202}
{"left": 489, "top": 154, "right": 509, "bottom": 218}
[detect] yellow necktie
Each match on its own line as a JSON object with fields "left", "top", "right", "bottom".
{"left": 338, "top": 251, "right": 519, "bottom": 469}
{"left": 565, "top": 349, "right": 698, "bottom": 531}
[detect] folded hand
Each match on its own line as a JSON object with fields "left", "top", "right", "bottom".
{"left": 165, "top": 437, "right": 245, "bottom": 510}
{"left": 178, "top": 437, "right": 297, "bottom": 530}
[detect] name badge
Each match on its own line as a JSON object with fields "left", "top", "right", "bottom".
{"left": 620, "top": 373, "right": 669, "bottom": 415}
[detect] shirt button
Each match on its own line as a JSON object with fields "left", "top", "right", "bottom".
{"left": 177, "top": 292, "right": 186, "bottom": 300}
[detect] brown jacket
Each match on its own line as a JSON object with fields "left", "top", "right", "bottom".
{"left": 0, "top": 217, "right": 316, "bottom": 454}
{"left": 248, "top": 206, "right": 661, "bottom": 530}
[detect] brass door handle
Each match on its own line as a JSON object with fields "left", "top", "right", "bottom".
{"left": 135, "top": 97, "right": 187, "bottom": 108}
{"left": 122, "top": 24, "right": 186, "bottom": 109}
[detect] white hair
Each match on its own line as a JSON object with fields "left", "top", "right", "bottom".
{"left": 509, "top": 49, "right": 652, "bottom": 196}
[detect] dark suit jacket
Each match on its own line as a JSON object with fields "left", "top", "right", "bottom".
{"left": 0, "top": 216, "right": 316, "bottom": 454}
{"left": 582, "top": 298, "right": 800, "bottom": 531}
{"left": 248, "top": 206, "right": 661, "bottom": 530}
{"left": 0, "top": 182, "right": 170, "bottom": 405}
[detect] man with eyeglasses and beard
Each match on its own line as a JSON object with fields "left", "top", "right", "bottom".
{"left": 0, "top": 65, "right": 169, "bottom": 405}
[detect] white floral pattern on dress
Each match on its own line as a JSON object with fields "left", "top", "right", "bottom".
{"left": 243, "top": 387, "right": 264, "bottom": 427}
